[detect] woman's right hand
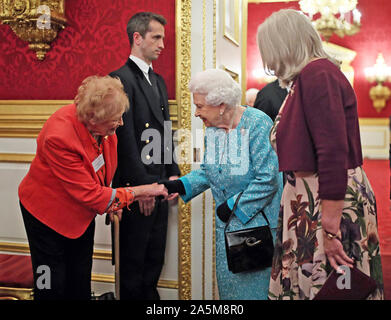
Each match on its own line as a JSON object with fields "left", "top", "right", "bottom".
{"left": 107, "top": 184, "right": 168, "bottom": 214}
{"left": 132, "top": 183, "right": 168, "bottom": 201}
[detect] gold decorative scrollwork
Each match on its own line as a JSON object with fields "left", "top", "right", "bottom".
{"left": 176, "top": 0, "right": 192, "bottom": 300}
{"left": 0, "top": 0, "right": 66, "bottom": 60}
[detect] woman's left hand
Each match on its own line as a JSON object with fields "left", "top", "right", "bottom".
{"left": 323, "top": 231, "right": 354, "bottom": 272}
{"left": 321, "top": 199, "right": 354, "bottom": 272}
{"left": 216, "top": 201, "right": 232, "bottom": 223}
{"left": 166, "top": 176, "right": 180, "bottom": 201}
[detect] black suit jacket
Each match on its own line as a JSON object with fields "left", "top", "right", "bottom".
{"left": 253, "top": 79, "right": 288, "bottom": 122}
{"left": 110, "top": 59, "right": 180, "bottom": 188}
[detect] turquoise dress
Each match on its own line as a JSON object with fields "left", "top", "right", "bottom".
{"left": 180, "top": 107, "right": 283, "bottom": 299}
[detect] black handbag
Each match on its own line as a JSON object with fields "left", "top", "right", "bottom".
{"left": 224, "top": 192, "right": 274, "bottom": 274}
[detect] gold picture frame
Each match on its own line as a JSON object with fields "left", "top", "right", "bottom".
{"left": 223, "top": 0, "right": 240, "bottom": 46}
{"left": 223, "top": 65, "right": 239, "bottom": 83}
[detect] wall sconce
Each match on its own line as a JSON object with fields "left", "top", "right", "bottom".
{"left": 299, "top": 0, "right": 361, "bottom": 42}
{"left": 364, "top": 53, "right": 391, "bottom": 113}
{"left": 0, "top": 1, "right": 66, "bottom": 61}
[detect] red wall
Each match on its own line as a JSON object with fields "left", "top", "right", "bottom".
{"left": 0, "top": 0, "right": 176, "bottom": 100}
{"left": 247, "top": 0, "right": 391, "bottom": 118}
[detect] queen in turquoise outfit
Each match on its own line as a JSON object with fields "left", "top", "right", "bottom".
{"left": 161, "top": 69, "right": 283, "bottom": 299}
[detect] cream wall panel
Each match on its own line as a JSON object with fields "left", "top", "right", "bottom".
{"left": 189, "top": 0, "right": 218, "bottom": 300}
{"left": 91, "top": 281, "right": 115, "bottom": 297}
{"left": 359, "top": 122, "right": 390, "bottom": 159}
{"left": 92, "top": 259, "right": 115, "bottom": 275}
{"left": 190, "top": 0, "right": 205, "bottom": 300}
{"left": 0, "top": 138, "right": 36, "bottom": 153}
{"left": 160, "top": 203, "right": 179, "bottom": 280}
{"left": 216, "top": 0, "right": 242, "bottom": 83}
{"left": 93, "top": 214, "right": 113, "bottom": 251}
{"left": 0, "top": 164, "right": 29, "bottom": 243}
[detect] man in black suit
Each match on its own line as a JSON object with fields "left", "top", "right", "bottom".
{"left": 109, "top": 12, "right": 180, "bottom": 300}
{"left": 253, "top": 79, "right": 288, "bottom": 121}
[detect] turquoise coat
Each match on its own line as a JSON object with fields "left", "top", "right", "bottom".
{"left": 180, "top": 107, "right": 283, "bottom": 300}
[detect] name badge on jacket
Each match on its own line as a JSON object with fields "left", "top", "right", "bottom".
{"left": 92, "top": 154, "right": 105, "bottom": 172}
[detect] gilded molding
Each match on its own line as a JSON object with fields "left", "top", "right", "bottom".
{"left": 241, "top": 0, "right": 248, "bottom": 105}
{"left": 0, "top": 242, "right": 178, "bottom": 290}
{"left": 212, "top": 0, "right": 217, "bottom": 300}
{"left": 91, "top": 273, "right": 179, "bottom": 289}
{"left": 0, "top": 241, "right": 111, "bottom": 260}
{"left": 359, "top": 118, "right": 390, "bottom": 126}
{"left": 0, "top": 100, "right": 178, "bottom": 138}
{"left": 213, "top": 0, "right": 216, "bottom": 68}
{"left": 0, "top": 242, "right": 30, "bottom": 254}
{"left": 222, "top": 0, "right": 240, "bottom": 46}
{"left": 212, "top": 198, "right": 216, "bottom": 299}
{"left": 0, "top": 100, "right": 69, "bottom": 138}
{"left": 0, "top": 153, "right": 35, "bottom": 163}
{"left": 176, "top": 0, "right": 192, "bottom": 300}
{"left": 0, "top": 287, "right": 33, "bottom": 300}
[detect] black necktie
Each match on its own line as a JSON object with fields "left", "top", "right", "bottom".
{"left": 148, "top": 67, "right": 160, "bottom": 98}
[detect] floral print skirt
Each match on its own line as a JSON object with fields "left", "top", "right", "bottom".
{"left": 268, "top": 167, "right": 384, "bottom": 300}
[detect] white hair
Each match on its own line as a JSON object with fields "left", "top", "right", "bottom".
{"left": 188, "top": 69, "right": 242, "bottom": 107}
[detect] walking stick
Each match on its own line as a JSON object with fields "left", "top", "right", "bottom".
{"left": 113, "top": 214, "right": 120, "bottom": 300}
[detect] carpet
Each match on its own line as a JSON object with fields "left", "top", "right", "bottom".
{"left": 362, "top": 159, "right": 390, "bottom": 299}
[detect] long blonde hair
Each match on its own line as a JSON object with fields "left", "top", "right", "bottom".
{"left": 257, "top": 9, "right": 339, "bottom": 87}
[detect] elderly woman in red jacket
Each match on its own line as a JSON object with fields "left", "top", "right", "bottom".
{"left": 18, "top": 75, "right": 167, "bottom": 300}
{"left": 257, "top": 9, "right": 383, "bottom": 300}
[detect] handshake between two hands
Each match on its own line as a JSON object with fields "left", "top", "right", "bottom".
{"left": 136, "top": 177, "right": 180, "bottom": 217}
{"left": 107, "top": 176, "right": 181, "bottom": 223}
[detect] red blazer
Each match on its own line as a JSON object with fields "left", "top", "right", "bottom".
{"left": 19, "top": 104, "right": 117, "bottom": 239}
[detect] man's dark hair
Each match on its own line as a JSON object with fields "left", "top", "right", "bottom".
{"left": 126, "top": 12, "right": 167, "bottom": 47}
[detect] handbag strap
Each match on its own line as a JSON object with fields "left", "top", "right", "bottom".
{"left": 224, "top": 192, "right": 270, "bottom": 232}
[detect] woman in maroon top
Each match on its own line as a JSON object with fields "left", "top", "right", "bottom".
{"left": 257, "top": 9, "right": 383, "bottom": 299}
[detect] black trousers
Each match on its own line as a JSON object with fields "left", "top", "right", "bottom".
{"left": 20, "top": 202, "right": 95, "bottom": 300}
{"left": 118, "top": 199, "right": 168, "bottom": 300}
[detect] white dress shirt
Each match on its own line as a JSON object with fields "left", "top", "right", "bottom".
{"left": 129, "top": 55, "right": 153, "bottom": 85}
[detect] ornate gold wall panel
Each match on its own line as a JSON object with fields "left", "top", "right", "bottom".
{"left": 91, "top": 274, "right": 178, "bottom": 290}
{"left": 0, "top": 153, "right": 35, "bottom": 163}
{"left": 0, "top": 100, "right": 69, "bottom": 138}
{"left": 175, "top": 0, "right": 192, "bottom": 300}
{"left": 0, "top": 100, "right": 178, "bottom": 138}
{"left": 0, "top": 241, "right": 111, "bottom": 260}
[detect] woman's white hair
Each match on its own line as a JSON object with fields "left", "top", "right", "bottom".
{"left": 257, "top": 9, "right": 340, "bottom": 87}
{"left": 188, "top": 69, "right": 242, "bottom": 107}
